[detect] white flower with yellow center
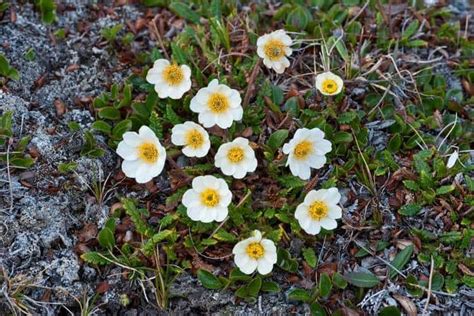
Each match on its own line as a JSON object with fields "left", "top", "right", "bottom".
{"left": 116, "top": 126, "right": 166, "bottom": 184}
{"left": 315, "top": 71, "right": 344, "bottom": 96}
{"left": 295, "top": 188, "right": 342, "bottom": 235}
{"left": 232, "top": 230, "right": 277, "bottom": 275}
{"left": 282, "top": 128, "right": 332, "bottom": 180}
{"left": 146, "top": 59, "right": 192, "bottom": 99}
{"left": 214, "top": 137, "right": 257, "bottom": 179}
{"left": 171, "top": 121, "right": 210, "bottom": 158}
{"left": 190, "top": 79, "right": 243, "bottom": 129}
{"left": 182, "top": 175, "right": 232, "bottom": 223}
{"left": 256, "top": 29, "right": 293, "bottom": 74}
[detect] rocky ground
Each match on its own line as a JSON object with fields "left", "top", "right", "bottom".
{"left": 0, "top": 1, "right": 473, "bottom": 315}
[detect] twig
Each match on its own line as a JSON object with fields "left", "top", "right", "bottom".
{"left": 243, "top": 59, "right": 261, "bottom": 107}
{"left": 6, "top": 140, "right": 13, "bottom": 214}
{"left": 150, "top": 15, "right": 170, "bottom": 60}
{"left": 423, "top": 256, "right": 434, "bottom": 315}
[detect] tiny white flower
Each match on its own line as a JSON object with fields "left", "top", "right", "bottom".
{"left": 182, "top": 175, "right": 232, "bottom": 223}
{"left": 190, "top": 79, "right": 243, "bottom": 129}
{"left": 295, "top": 188, "right": 342, "bottom": 235}
{"left": 171, "top": 121, "right": 210, "bottom": 158}
{"left": 146, "top": 59, "right": 192, "bottom": 99}
{"left": 282, "top": 128, "right": 332, "bottom": 180}
{"left": 232, "top": 230, "right": 277, "bottom": 275}
{"left": 116, "top": 126, "right": 166, "bottom": 183}
{"left": 446, "top": 150, "right": 459, "bottom": 169}
{"left": 257, "top": 29, "right": 293, "bottom": 74}
{"left": 214, "top": 137, "right": 258, "bottom": 179}
{"left": 315, "top": 71, "right": 344, "bottom": 96}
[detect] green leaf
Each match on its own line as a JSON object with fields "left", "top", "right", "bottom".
{"left": 58, "top": 162, "right": 77, "bottom": 173}
{"left": 403, "top": 180, "right": 419, "bottom": 191}
{"left": 286, "top": 5, "right": 311, "bottom": 29}
{"left": 333, "top": 131, "right": 353, "bottom": 144}
{"left": 98, "top": 227, "right": 115, "bottom": 250}
{"left": 332, "top": 272, "right": 348, "bottom": 289}
{"left": 402, "top": 20, "right": 419, "bottom": 40}
{"left": 142, "top": 230, "right": 173, "bottom": 255}
{"left": 229, "top": 268, "right": 252, "bottom": 282}
{"left": 261, "top": 281, "right": 280, "bottom": 293}
{"left": 310, "top": 302, "right": 327, "bottom": 316}
{"left": 164, "top": 104, "right": 182, "bottom": 125}
{"left": 246, "top": 277, "right": 262, "bottom": 298}
{"left": 287, "top": 288, "right": 311, "bottom": 302}
{"left": 37, "top": 0, "right": 56, "bottom": 24}
{"left": 112, "top": 119, "right": 132, "bottom": 139}
{"left": 149, "top": 111, "right": 163, "bottom": 138}
{"left": 379, "top": 306, "right": 401, "bottom": 316}
{"left": 213, "top": 230, "right": 236, "bottom": 242}
{"left": 92, "top": 120, "right": 112, "bottom": 134}
{"left": 389, "top": 245, "right": 413, "bottom": 279}
{"left": 210, "top": 0, "right": 222, "bottom": 19}
{"left": 436, "top": 184, "right": 455, "bottom": 195}
{"left": 197, "top": 269, "right": 223, "bottom": 290}
{"left": 10, "top": 157, "right": 35, "bottom": 169}
{"left": 169, "top": 2, "right": 201, "bottom": 23}
{"left": 99, "top": 107, "right": 121, "bottom": 120}
{"left": 344, "top": 271, "right": 380, "bottom": 288}
{"left": 319, "top": 273, "right": 332, "bottom": 297}
{"left": 302, "top": 248, "right": 317, "bottom": 268}
{"left": 267, "top": 129, "right": 289, "bottom": 152}
{"left": 387, "top": 134, "right": 402, "bottom": 152}
{"left": 81, "top": 252, "right": 110, "bottom": 265}
{"left": 399, "top": 204, "right": 422, "bottom": 216}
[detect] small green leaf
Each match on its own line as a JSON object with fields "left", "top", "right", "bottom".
{"left": 389, "top": 245, "right": 414, "bottom": 279}
{"left": 92, "top": 120, "right": 112, "bottom": 134}
{"left": 398, "top": 204, "right": 422, "bottom": 216}
{"left": 333, "top": 131, "right": 353, "bottom": 144}
{"left": 246, "top": 277, "right": 262, "bottom": 298}
{"left": 302, "top": 248, "right": 317, "bottom": 268}
{"left": 379, "top": 306, "right": 401, "bottom": 316}
{"left": 436, "top": 184, "right": 455, "bottom": 195}
{"left": 403, "top": 180, "right": 419, "bottom": 191}
{"left": 58, "top": 162, "right": 77, "bottom": 173}
{"left": 229, "top": 268, "right": 251, "bottom": 282}
{"left": 388, "top": 134, "right": 402, "bottom": 152}
{"left": 112, "top": 119, "right": 132, "bottom": 139}
{"left": 99, "top": 107, "right": 121, "bottom": 120}
{"left": 310, "top": 302, "right": 327, "bottom": 316}
{"left": 319, "top": 273, "right": 332, "bottom": 297}
{"left": 98, "top": 227, "right": 115, "bottom": 250}
{"left": 261, "top": 281, "right": 280, "bottom": 293}
{"left": 197, "top": 269, "right": 223, "bottom": 290}
{"left": 332, "top": 272, "right": 348, "bottom": 289}
{"left": 287, "top": 288, "right": 311, "bottom": 302}
{"left": 81, "top": 252, "right": 110, "bottom": 265}
{"left": 267, "top": 129, "right": 289, "bottom": 152}
{"left": 169, "top": 2, "right": 201, "bottom": 23}
{"left": 344, "top": 271, "right": 380, "bottom": 288}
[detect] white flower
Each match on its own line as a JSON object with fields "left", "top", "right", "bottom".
{"left": 315, "top": 71, "right": 344, "bottom": 96}
{"left": 146, "top": 59, "right": 191, "bottom": 99}
{"left": 214, "top": 137, "right": 258, "bottom": 179}
{"left": 295, "top": 188, "right": 342, "bottom": 235}
{"left": 171, "top": 121, "right": 210, "bottom": 158}
{"left": 232, "top": 230, "right": 277, "bottom": 275}
{"left": 446, "top": 150, "right": 459, "bottom": 169}
{"left": 190, "top": 79, "right": 243, "bottom": 129}
{"left": 282, "top": 128, "right": 332, "bottom": 180}
{"left": 257, "top": 29, "right": 293, "bottom": 74}
{"left": 116, "top": 126, "right": 166, "bottom": 183}
{"left": 182, "top": 175, "right": 232, "bottom": 223}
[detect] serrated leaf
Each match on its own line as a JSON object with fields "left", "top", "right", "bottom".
{"left": 247, "top": 277, "right": 262, "bottom": 297}
{"left": 398, "top": 204, "right": 422, "bottom": 216}
{"left": 267, "top": 129, "right": 289, "bottom": 152}
{"left": 112, "top": 119, "right": 132, "bottom": 139}
{"left": 92, "top": 120, "right": 112, "bottom": 134}
{"left": 142, "top": 230, "right": 173, "bottom": 255}
{"left": 333, "top": 131, "right": 353, "bottom": 144}
{"left": 169, "top": 2, "right": 200, "bottom": 23}
{"left": 403, "top": 180, "right": 419, "bottom": 191}
{"left": 389, "top": 245, "right": 414, "bottom": 279}
{"left": 302, "top": 248, "right": 317, "bottom": 268}
{"left": 332, "top": 272, "right": 348, "bottom": 289}
{"left": 287, "top": 288, "right": 311, "bottom": 302}
{"left": 261, "top": 281, "right": 280, "bottom": 293}
{"left": 99, "top": 107, "right": 121, "bottom": 120}
{"left": 197, "top": 269, "right": 223, "bottom": 290}
{"left": 344, "top": 271, "right": 380, "bottom": 288}
{"left": 436, "top": 184, "right": 455, "bottom": 195}
{"left": 81, "top": 252, "right": 110, "bottom": 265}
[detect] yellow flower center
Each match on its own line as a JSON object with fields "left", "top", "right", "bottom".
{"left": 162, "top": 64, "right": 184, "bottom": 86}
{"left": 308, "top": 201, "right": 328, "bottom": 220}
{"left": 185, "top": 129, "right": 204, "bottom": 149}
{"left": 227, "top": 147, "right": 244, "bottom": 163}
{"left": 246, "top": 242, "right": 264, "bottom": 259}
{"left": 263, "top": 39, "right": 286, "bottom": 61}
{"left": 293, "top": 140, "right": 313, "bottom": 160}
{"left": 200, "top": 189, "right": 220, "bottom": 207}
{"left": 138, "top": 142, "right": 159, "bottom": 164}
{"left": 321, "top": 79, "right": 338, "bottom": 94}
{"left": 207, "top": 92, "right": 229, "bottom": 114}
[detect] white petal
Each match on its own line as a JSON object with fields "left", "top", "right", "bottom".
{"left": 182, "top": 189, "right": 200, "bottom": 208}
{"left": 239, "top": 259, "right": 258, "bottom": 275}
{"left": 325, "top": 188, "right": 341, "bottom": 205}
{"left": 116, "top": 142, "right": 137, "bottom": 160}
{"left": 214, "top": 206, "right": 228, "bottom": 222}
{"left": 234, "top": 252, "right": 251, "bottom": 268}
{"left": 187, "top": 206, "right": 202, "bottom": 221}
{"left": 304, "top": 221, "right": 321, "bottom": 235}
{"left": 121, "top": 159, "right": 140, "bottom": 178}
{"left": 308, "top": 154, "right": 326, "bottom": 169}
{"left": 139, "top": 126, "right": 158, "bottom": 141}
{"left": 135, "top": 163, "right": 154, "bottom": 183}
{"left": 328, "top": 205, "right": 342, "bottom": 220}
{"left": 256, "top": 258, "right": 274, "bottom": 275}
{"left": 320, "top": 217, "right": 338, "bottom": 230}
{"left": 122, "top": 132, "right": 142, "bottom": 146}
{"left": 233, "top": 240, "right": 250, "bottom": 255}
